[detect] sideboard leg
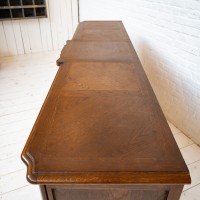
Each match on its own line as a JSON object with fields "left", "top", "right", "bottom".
{"left": 167, "top": 185, "right": 184, "bottom": 200}
{"left": 40, "top": 185, "right": 49, "bottom": 200}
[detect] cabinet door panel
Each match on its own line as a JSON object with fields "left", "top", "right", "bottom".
{"left": 47, "top": 187, "right": 168, "bottom": 200}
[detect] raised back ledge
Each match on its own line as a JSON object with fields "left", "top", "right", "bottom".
{"left": 58, "top": 40, "right": 137, "bottom": 64}
{"left": 78, "top": 20, "right": 124, "bottom": 26}
{"left": 80, "top": 20, "right": 123, "bottom": 23}
{"left": 76, "top": 21, "right": 124, "bottom": 28}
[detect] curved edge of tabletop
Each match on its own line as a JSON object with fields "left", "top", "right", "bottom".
{"left": 21, "top": 151, "right": 37, "bottom": 184}
{"left": 20, "top": 151, "right": 191, "bottom": 185}
{"left": 20, "top": 64, "right": 63, "bottom": 184}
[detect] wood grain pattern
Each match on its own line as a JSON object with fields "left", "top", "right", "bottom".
{"left": 45, "top": 184, "right": 183, "bottom": 200}
{"left": 50, "top": 188, "right": 167, "bottom": 200}
{"left": 21, "top": 21, "right": 190, "bottom": 200}
{"left": 21, "top": 60, "right": 190, "bottom": 184}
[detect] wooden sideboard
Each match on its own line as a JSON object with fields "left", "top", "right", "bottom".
{"left": 21, "top": 21, "right": 191, "bottom": 200}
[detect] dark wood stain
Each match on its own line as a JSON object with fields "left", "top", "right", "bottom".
{"left": 22, "top": 21, "right": 190, "bottom": 200}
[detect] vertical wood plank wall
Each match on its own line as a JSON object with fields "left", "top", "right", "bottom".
{"left": 0, "top": 0, "right": 79, "bottom": 58}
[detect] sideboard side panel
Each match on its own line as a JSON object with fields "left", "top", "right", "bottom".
{"left": 40, "top": 185, "right": 49, "bottom": 200}
{"left": 167, "top": 185, "right": 184, "bottom": 200}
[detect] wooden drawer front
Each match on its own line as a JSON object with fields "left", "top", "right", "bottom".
{"left": 47, "top": 187, "right": 168, "bottom": 200}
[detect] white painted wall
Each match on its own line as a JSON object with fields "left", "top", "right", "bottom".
{"left": 79, "top": 0, "right": 200, "bottom": 145}
{"left": 0, "top": 0, "right": 78, "bottom": 57}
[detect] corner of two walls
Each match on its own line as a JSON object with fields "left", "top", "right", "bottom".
{"left": 79, "top": 0, "right": 200, "bottom": 145}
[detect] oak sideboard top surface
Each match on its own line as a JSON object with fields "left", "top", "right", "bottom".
{"left": 21, "top": 21, "right": 190, "bottom": 185}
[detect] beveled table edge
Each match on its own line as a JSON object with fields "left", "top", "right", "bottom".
{"left": 21, "top": 150, "right": 191, "bottom": 185}
{"left": 57, "top": 40, "right": 137, "bottom": 67}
